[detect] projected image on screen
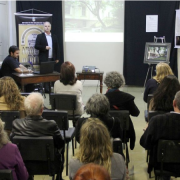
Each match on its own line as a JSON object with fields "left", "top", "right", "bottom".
{"left": 147, "top": 46, "right": 167, "bottom": 61}
{"left": 65, "top": 0, "right": 124, "bottom": 42}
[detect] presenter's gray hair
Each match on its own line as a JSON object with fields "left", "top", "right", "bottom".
{"left": 44, "top": 21, "right": 51, "bottom": 26}
{"left": 104, "top": 71, "right": 125, "bottom": 89}
{"left": 174, "top": 91, "right": 180, "bottom": 110}
{"left": 86, "top": 93, "right": 110, "bottom": 116}
{"left": 24, "top": 92, "right": 44, "bottom": 116}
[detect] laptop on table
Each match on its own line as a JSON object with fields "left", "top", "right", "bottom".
{"left": 33, "top": 61, "right": 55, "bottom": 74}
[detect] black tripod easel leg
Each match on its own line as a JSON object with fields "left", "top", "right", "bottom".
{"left": 144, "top": 64, "right": 153, "bottom": 87}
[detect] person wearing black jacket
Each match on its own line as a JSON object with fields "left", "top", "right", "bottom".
{"left": 104, "top": 71, "right": 140, "bottom": 150}
{"left": 140, "top": 91, "right": 180, "bottom": 180}
{"left": 75, "top": 93, "right": 123, "bottom": 144}
{"left": 35, "top": 21, "right": 60, "bottom": 63}
{"left": 35, "top": 21, "right": 60, "bottom": 92}
{"left": 12, "top": 92, "right": 64, "bottom": 180}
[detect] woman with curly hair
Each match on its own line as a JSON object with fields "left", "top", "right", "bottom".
{"left": 70, "top": 118, "right": 126, "bottom": 180}
{"left": 149, "top": 75, "right": 180, "bottom": 111}
{"left": 143, "top": 62, "right": 174, "bottom": 103}
{"left": 104, "top": 71, "right": 139, "bottom": 150}
{"left": 0, "top": 76, "right": 25, "bottom": 117}
{"left": 54, "top": 61, "right": 84, "bottom": 115}
{"left": 0, "top": 119, "right": 29, "bottom": 180}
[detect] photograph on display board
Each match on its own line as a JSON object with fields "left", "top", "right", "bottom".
{"left": 144, "top": 42, "right": 171, "bottom": 64}
{"left": 18, "top": 24, "right": 44, "bottom": 64}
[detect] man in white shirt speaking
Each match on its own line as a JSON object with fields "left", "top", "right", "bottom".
{"left": 35, "top": 21, "right": 60, "bottom": 92}
{"left": 35, "top": 21, "right": 60, "bottom": 63}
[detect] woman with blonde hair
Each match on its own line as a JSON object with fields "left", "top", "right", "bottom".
{"left": 0, "top": 76, "right": 25, "bottom": 116}
{"left": 143, "top": 62, "right": 174, "bottom": 103}
{"left": 69, "top": 118, "right": 126, "bottom": 180}
{"left": 0, "top": 119, "right": 29, "bottom": 180}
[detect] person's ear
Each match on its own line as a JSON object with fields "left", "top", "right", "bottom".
{"left": 40, "top": 106, "right": 44, "bottom": 114}
{"left": 173, "top": 100, "right": 176, "bottom": 108}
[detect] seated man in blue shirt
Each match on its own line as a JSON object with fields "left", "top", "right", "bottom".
{"left": 1, "top": 45, "right": 30, "bottom": 77}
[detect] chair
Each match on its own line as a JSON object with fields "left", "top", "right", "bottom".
{"left": 155, "top": 140, "right": 180, "bottom": 180}
{"left": 112, "top": 138, "right": 124, "bottom": 158}
{"left": 50, "top": 93, "right": 81, "bottom": 127}
{"left": 144, "top": 94, "right": 153, "bottom": 122}
{"left": 148, "top": 111, "right": 166, "bottom": 122}
{"left": 109, "top": 110, "right": 129, "bottom": 167}
{"left": 0, "top": 169, "right": 13, "bottom": 180}
{"left": 42, "top": 110, "right": 75, "bottom": 176}
{"left": 12, "top": 136, "right": 61, "bottom": 180}
{"left": 146, "top": 111, "right": 166, "bottom": 173}
{"left": 0, "top": 111, "right": 20, "bottom": 130}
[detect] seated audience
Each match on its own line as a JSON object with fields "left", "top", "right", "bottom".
{"left": 140, "top": 90, "right": 180, "bottom": 179}
{"left": 73, "top": 163, "right": 111, "bottom": 180}
{"left": 75, "top": 93, "right": 122, "bottom": 143}
{"left": 0, "top": 76, "right": 26, "bottom": 117}
{"left": 104, "top": 71, "right": 140, "bottom": 150}
{"left": 149, "top": 75, "right": 180, "bottom": 112}
{"left": 143, "top": 62, "right": 174, "bottom": 103}
{"left": 12, "top": 92, "right": 65, "bottom": 180}
{"left": 0, "top": 119, "right": 29, "bottom": 180}
{"left": 54, "top": 61, "right": 84, "bottom": 115}
{"left": 70, "top": 118, "right": 126, "bottom": 180}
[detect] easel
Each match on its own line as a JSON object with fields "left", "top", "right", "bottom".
{"left": 144, "top": 36, "right": 166, "bottom": 87}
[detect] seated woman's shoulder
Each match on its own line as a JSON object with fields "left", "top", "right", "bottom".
{"left": 2, "top": 143, "right": 18, "bottom": 151}
{"left": 147, "top": 78, "right": 158, "bottom": 85}
{"left": 112, "top": 153, "right": 125, "bottom": 163}
{"left": 76, "top": 80, "right": 82, "bottom": 85}
{"left": 119, "top": 91, "right": 135, "bottom": 100}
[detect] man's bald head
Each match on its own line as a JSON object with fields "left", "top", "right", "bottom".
{"left": 44, "top": 21, "right": 51, "bottom": 34}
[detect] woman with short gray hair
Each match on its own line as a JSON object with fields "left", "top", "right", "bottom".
{"left": 75, "top": 93, "right": 122, "bottom": 143}
{"left": 104, "top": 71, "right": 125, "bottom": 89}
{"left": 104, "top": 71, "right": 140, "bottom": 150}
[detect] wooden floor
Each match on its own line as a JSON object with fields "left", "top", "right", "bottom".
{"left": 34, "top": 86, "right": 179, "bottom": 180}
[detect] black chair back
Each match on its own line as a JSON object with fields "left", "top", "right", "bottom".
{"left": 109, "top": 110, "right": 129, "bottom": 167}
{"left": 112, "top": 138, "right": 123, "bottom": 157}
{"left": 155, "top": 139, "right": 180, "bottom": 178}
{"left": 12, "top": 136, "right": 56, "bottom": 176}
{"left": 0, "top": 111, "right": 20, "bottom": 130}
{"left": 42, "top": 110, "right": 68, "bottom": 139}
{"left": 148, "top": 111, "right": 166, "bottom": 122}
{"left": 0, "top": 170, "right": 13, "bottom": 180}
{"left": 50, "top": 94, "right": 76, "bottom": 111}
{"left": 50, "top": 93, "right": 78, "bottom": 126}
{"left": 42, "top": 110, "right": 69, "bottom": 130}
{"left": 109, "top": 110, "right": 129, "bottom": 131}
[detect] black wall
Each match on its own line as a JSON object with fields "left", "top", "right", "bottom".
{"left": 124, "top": 1, "right": 179, "bottom": 86}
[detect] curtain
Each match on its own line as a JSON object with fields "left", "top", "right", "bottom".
{"left": 124, "top": 1, "right": 179, "bottom": 86}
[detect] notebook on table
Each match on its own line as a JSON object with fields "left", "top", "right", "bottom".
{"left": 33, "top": 61, "right": 55, "bottom": 74}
